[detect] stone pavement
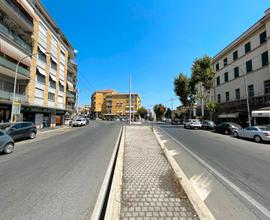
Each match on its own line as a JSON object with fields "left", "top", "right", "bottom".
{"left": 121, "top": 126, "right": 199, "bottom": 220}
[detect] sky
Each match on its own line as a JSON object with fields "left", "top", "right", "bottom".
{"left": 42, "top": 0, "right": 270, "bottom": 109}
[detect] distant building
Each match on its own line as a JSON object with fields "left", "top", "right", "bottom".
{"left": 212, "top": 9, "right": 270, "bottom": 126}
{"left": 91, "top": 89, "right": 141, "bottom": 118}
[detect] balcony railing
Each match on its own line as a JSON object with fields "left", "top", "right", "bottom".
{"left": 0, "top": 22, "right": 32, "bottom": 53}
{"left": 0, "top": 56, "right": 29, "bottom": 77}
{"left": 0, "top": 89, "right": 27, "bottom": 103}
{"left": 4, "top": 0, "right": 33, "bottom": 27}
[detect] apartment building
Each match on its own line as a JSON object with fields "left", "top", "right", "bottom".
{"left": 212, "top": 9, "right": 270, "bottom": 126}
{"left": 0, "top": 0, "right": 77, "bottom": 127}
{"left": 91, "top": 89, "right": 141, "bottom": 118}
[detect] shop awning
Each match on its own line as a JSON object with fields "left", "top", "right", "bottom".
{"left": 252, "top": 110, "right": 270, "bottom": 118}
{"left": 38, "top": 44, "right": 46, "bottom": 54}
{"left": 37, "top": 67, "right": 46, "bottom": 76}
{"left": 67, "top": 81, "right": 74, "bottom": 91}
{"left": 50, "top": 74, "right": 57, "bottom": 82}
{"left": 59, "top": 80, "right": 65, "bottom": 86}
{"left": 218, "top": 113, "right": 239, "bottom": 118}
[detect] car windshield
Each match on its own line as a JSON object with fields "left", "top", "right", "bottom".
{"left": 229, "top": 123, "right": 241, "bottom": 128}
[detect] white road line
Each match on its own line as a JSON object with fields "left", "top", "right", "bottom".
{"left": 158, "top": 127, "right": 270, "bottom": 219}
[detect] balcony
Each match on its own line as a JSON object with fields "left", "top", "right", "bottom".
{"left": 0, "top": 89, "right": 27, "bottom": 103}
{"left": 66, "top": 104, "right": 74, "bottom": 111}
{"left": 0, "top": 23, "right": 32, "bottom": 53}
{"left": 0, "top": 56, "right": 29, "bottom": 77}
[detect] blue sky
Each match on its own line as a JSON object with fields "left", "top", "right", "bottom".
{"left": 43, "top": 0, "right": 269, "bottom": 109}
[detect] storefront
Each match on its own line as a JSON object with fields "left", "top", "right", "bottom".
{"left": 252, "top": 110, "right": 270, "bottom": 126}
{"left": 0, "top": 104, "right": 11, "bottom": 123}
{"left": 22, "top": 106, "right": 66, "bottom": 129}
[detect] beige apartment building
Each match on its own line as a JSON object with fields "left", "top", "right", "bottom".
{"left": 212, "top": 9, "right": 270, "bottom": 126}
{"left": 91, "top": 90, "right": 141, "bottom": 118}
{"left": 0, "top": 0, "right": 77, "bottom": 127}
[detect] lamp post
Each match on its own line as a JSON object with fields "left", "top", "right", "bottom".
{"left": 10, "top": 51, "right": 51, "bottom": 123}
{"left": 224, "top": 61, "right": 251, "bottom": 127}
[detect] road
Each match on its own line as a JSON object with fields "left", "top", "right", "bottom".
{"left": 157, "top": 124, "right": 270, "bottom": 218}
{"left": 0, "top": 121, "right": 122, "bottom": 220}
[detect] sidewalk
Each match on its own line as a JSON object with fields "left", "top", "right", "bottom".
{"left": 121, "top": 126, "right": 199, "bottom": 220}
{"left": 37, "top": 125, "right": 69, "bottom": 134}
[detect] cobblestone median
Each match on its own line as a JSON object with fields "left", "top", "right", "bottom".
{"left": 121, "top": 126, "right": 199, "bottom": 220}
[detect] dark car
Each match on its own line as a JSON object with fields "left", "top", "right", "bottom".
{"left": 0, "top": 130, "right": 15, "bottom": 154}
{"left": 214, "top": 122, "right": 242, "bottom": 135}
{"left": 0, "top": 122, "right": 37, "bottom": 141}
{"left": 171, "top": 118, "right": 181, "bottom": 125}
{"left": 202, "top": 120, "right": 215, "bottom": 130}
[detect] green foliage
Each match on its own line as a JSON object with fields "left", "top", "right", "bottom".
{"left": 206, "top": 100, "right": 217, "bottom": 113}
{"left": 174, "top": 73, "right": 190, "bottom": 106}
{"left": 165, "top": 108, "right": 172, "bottom": 118}
{"left": 191, "top": 55, "right": 215, "bottom": 91}
{"left": 153, "top": 104, "right": 166, "bottom": 121}
{"left": 137, "top": 107, "right": 148, "bottom": 119}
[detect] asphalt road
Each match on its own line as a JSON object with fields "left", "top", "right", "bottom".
{"left": 157, "top": 124, "right": 270, "bottom": 218}
{"left": 0, "top": 121, "right": 122, "bottom": 220}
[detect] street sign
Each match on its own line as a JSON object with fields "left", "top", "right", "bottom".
{"left": 13, "top": 101, "right": 21, "bottom": 115}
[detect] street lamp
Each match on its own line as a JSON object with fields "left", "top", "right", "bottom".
{"left": 224, "top": 61, "right": 251, "bottom": 127}
{"left": 10, "top": 51, "right": 51, "bottom": 122}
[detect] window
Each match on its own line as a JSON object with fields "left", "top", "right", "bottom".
{"left": 48, "top": 92, "right": 55, "bottom": 101}
{"left": 233, "top": 51, "right": 238, "bottom": 61}
{"left": 234, "top": 67, "right": 239, "bottom": 78}
{"left": 217, "top": 94, "right": 221, "bottom": 103}
{"left": 248, "top": 84, "right": 254, "bottom": 98}
{"left": 245, "top": 42, "right": 251, "bottom": 53}
{"left": 216, "top": 76, "right": 220, "bottom": 85}
{"left": 224, "top": 72, "right": 229, "bottom": 82}
{"left": 225, "top": 91, "right": 229, "bottom": 101}
{"left": 223, "top": 58, "right": 228, "bottom": 66}
{"left": 216, "top": 63, "right": 219, "bottom": 71}
{"left": 261, "top": 51, "right": 269, "bottom": 66}
{"left": 59, "top": 83, "right": 64, "bottom": 92}
{"left": 235, "top": 88, "right": 240, "bottom": 100}
{"left": 260, "top": 31, "right": 267, "bottom": 44}
{"left": 246, "top": 60, "right": 252, "bottom": 73}
{"left": 38, "top": 48, "right": 47, "bottom": 63}
{"left": 264, "top": 80, "right": 270, "bottom": 94}
{"left": 37, "top": 72, "right": 45, "bottom": 84}
{"left": 51, "top": 58, "right": 57, "bottom": 70}
{"left": 49, "top": 78, "right": 56, "bottom": 89}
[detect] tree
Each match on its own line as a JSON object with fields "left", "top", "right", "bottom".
{"left": 165, "top": 108, "right": 172, "bottom": 118}
{"left": 137, "top": 107, "right": 148, "bottom": 119}
{"left": 174, "top": 73, "right": 191, "bottom": 107}
{"left": 206, "top": 100, "right": 217, "bottom": 120}
{"left": 153, "top": 104, "right": 166, "bottom": 121}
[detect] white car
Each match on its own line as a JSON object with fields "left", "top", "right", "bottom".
{"left": 233, "top": 126, "right": 270, "bottom": 143}
{"left": 72, "top": 118, "right": 87, "bottom": 127}
{"left": 184, "top": 119, "right": 202, "bottom": 129}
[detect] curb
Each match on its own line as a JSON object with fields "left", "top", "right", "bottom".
{"left": 153, "top": 128, "right": 215, "bottom": 220}
{"left": 90, "top": 127, "right": 123, "bottom": 220}
{"left": 104, "top": 126, "right": 125, "bottom": 220}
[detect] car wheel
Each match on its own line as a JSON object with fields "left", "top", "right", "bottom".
{"left": 3, "top": 143, "right": 14, "bottom": 154}
{"left": 254, "top": 135, "right": 262, "bottom": 143}
{"left": 233, "top": 131, "right": 238, "bottom": 138}
{"left": 29, "top": 131, "right": 36, "bottom": 139}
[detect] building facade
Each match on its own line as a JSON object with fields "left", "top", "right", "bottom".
{"left": 0, "top": 0, "right": 77, "bottom": 127}
{"left": 91, "top": 89, "right": 141, "bottom": 118}
{"left": 212, "top": 9, "right": 270, "bottom": 126}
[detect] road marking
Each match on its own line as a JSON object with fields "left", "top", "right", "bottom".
{"left": 157, "top": 127, "right": 270, "bottom": 219}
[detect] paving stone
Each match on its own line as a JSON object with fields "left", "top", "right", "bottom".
{"left": 120, "top": 127, "right": 199, "bottom": 220}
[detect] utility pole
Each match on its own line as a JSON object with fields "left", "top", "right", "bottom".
{"left": 129, "top": 76, "right": 131, "bottom": 126}
{"left": 201, "top": 82, "right": 204, "bottom": 119}
{"left": 171, "top": 97, "right": 174, "bottom": 110}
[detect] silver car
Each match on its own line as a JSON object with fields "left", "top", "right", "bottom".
{"left": 0, "top": 130, "right": 15, "bottom": 154}
{"left": 233, "top": 126, "right": 270, "bottom": 143}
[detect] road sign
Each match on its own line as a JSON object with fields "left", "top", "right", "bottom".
{"left": 13, "top": 101, "right": 21, "bottom": 115}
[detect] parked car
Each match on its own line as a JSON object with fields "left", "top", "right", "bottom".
{"left": 0, "top": 130, "right": 15, "bottom": 154}
{"left": 214, "top": 122, "right": 242, "bottom": 135}
{"left": 171, "top": 118, "right": 181, "bottom": 125}
{"left": 184, "top": 119, "right": 202, "bottom": 129}
{"left": 72, "top": 118, "right": 87, "bottom": 127}
{"left": 233, "top": 126, "right": 270, "bottom": 143}
{"left": 201, "top": 120, "right": 215, "bottom": 130}
{"left": 0, "top": 122, "right": 37, "bottom": 141}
